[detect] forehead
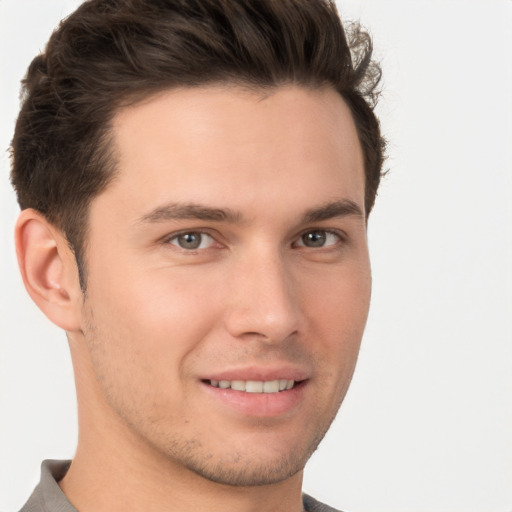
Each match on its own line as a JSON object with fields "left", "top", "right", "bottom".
{"left": 97, "top": 84, "right": 365, "bottom": 224}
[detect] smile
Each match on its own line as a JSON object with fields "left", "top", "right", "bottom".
{"left": 207, "top": 379, "right": 295, "bottom": 393}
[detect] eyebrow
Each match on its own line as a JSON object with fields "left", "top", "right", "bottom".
{"left": 138, "top": 203, "right": 244, "bottom": 224}
{"left": 138, "top": 199, "right": 363, "bottom": 225}
{"left": 300, "top": 199, "right": 364, "bottom": 224}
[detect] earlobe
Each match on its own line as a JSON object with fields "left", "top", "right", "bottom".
{"left": 15, "top": 209, "right": 83, "bottom": 332}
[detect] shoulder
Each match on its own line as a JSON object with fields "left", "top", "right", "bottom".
{"left": 18, "top": 460, "right": 76, "bottom": 512}
{"left": 303, "top": 493, "right": 345, "bottom": 512}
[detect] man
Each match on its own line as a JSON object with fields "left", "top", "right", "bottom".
{"left": 10, "top": 0, "right": 384, "bottom": 511}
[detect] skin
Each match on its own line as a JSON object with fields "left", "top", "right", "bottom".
{"left": 16, "top": 85, "right": 371, "bottom": 512}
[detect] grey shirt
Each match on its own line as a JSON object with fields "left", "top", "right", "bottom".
{"left": 20, "top": 460, "right": 343, "bottom": 512}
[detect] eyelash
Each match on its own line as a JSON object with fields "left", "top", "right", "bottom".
{"left": 293, "top": 229, "right": 344, "bottom": 249}
{"left": 166, "top": 231, "right": 219, "bottom": 251}
{"left": 164, "top": 229, "right": 346, "bottom": 252}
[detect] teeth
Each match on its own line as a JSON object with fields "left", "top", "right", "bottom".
{"left": 263, "top": 380, "right": 279, "bottom": 393}
{"left": 246, "top": 381, "right": 263, "bottom": 393}
{"left": 209, "top": 379, "right": 296, "bottom": 393}
{"left": 231, "top": 380, "right": 246, "bottom": 391}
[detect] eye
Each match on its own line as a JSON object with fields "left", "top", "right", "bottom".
{"left": 295, "top": 230, "right": 341, "bottom": 248}
{"left": 168, "top": 232, "right": 215, "bottom": 250}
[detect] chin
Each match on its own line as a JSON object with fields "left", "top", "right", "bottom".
{"left": 152, "top": 421, "right": 330, "bottom": 488}
{"left": 178, "top": 450, "right": 309, "bottom": 487}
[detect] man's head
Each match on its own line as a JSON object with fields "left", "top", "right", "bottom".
{"left": 10, "top": 0, "right": 384, "bottom": 289}
{"left": 10, "top": 0, "right": 384, "bottom": 498}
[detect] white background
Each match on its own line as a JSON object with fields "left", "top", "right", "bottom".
{"left": 1, "top": 1, "right": 511, "bottom": 511}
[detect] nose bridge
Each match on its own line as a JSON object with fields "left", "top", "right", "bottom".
{"left": 224, "top": 244, "right": 300, "bottom": 343}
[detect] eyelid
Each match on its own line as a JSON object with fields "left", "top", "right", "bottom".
{"left": 293, "top": 228, "right": 346, "bottom": 248}
{"left": 162, "top": 229, "right": 223, "bottom": 250}
{"left": 159, "top": 227, "right": 347, "bottom": 251}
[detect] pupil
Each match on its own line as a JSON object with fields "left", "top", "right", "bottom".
{"left": 179, "top": 233, "right": 201, "bottom": 249}
{"left": 304, "top": 231, "right": 326, "bottom": 247}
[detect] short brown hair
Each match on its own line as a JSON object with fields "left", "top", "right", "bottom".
{"left": 10, "top": 0, "right": 385, "bottom": 287}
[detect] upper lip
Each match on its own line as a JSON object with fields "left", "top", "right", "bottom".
{"left": 201, "top": 365, "right": 310, "bottom": 383}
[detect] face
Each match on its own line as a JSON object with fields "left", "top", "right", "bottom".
{"left": 77, "top": 85, "right": 371, "bottom": 486}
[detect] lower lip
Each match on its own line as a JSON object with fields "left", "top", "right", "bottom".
{"left": 201, "top": 381, "right": 307, "bottom": 417}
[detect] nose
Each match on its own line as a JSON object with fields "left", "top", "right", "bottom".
{"left": 224, "top": 249, "right": 301, "bottom": 344}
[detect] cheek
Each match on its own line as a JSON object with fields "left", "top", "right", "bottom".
{"left": 302, "top": 254, "right": 370, "bottom": 326}
{"left": 299, "top": 257, "right": 371, "bottom": 373}
{"left": 83, "top": 263, "right": 224, "bottom": 384}
{"left": 81, "top": 269, "right": 226, "bottom": 427}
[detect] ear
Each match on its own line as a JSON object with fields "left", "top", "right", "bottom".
{"left": 15, "top": 209, "right": 83, "bottom": 332}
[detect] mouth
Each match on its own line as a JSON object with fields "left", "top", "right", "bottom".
{"left": 200, "top": 375, "right": 308, "bottom": 416}
{"left": 204, "top": 379, "right": 298, "bottom": 393}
